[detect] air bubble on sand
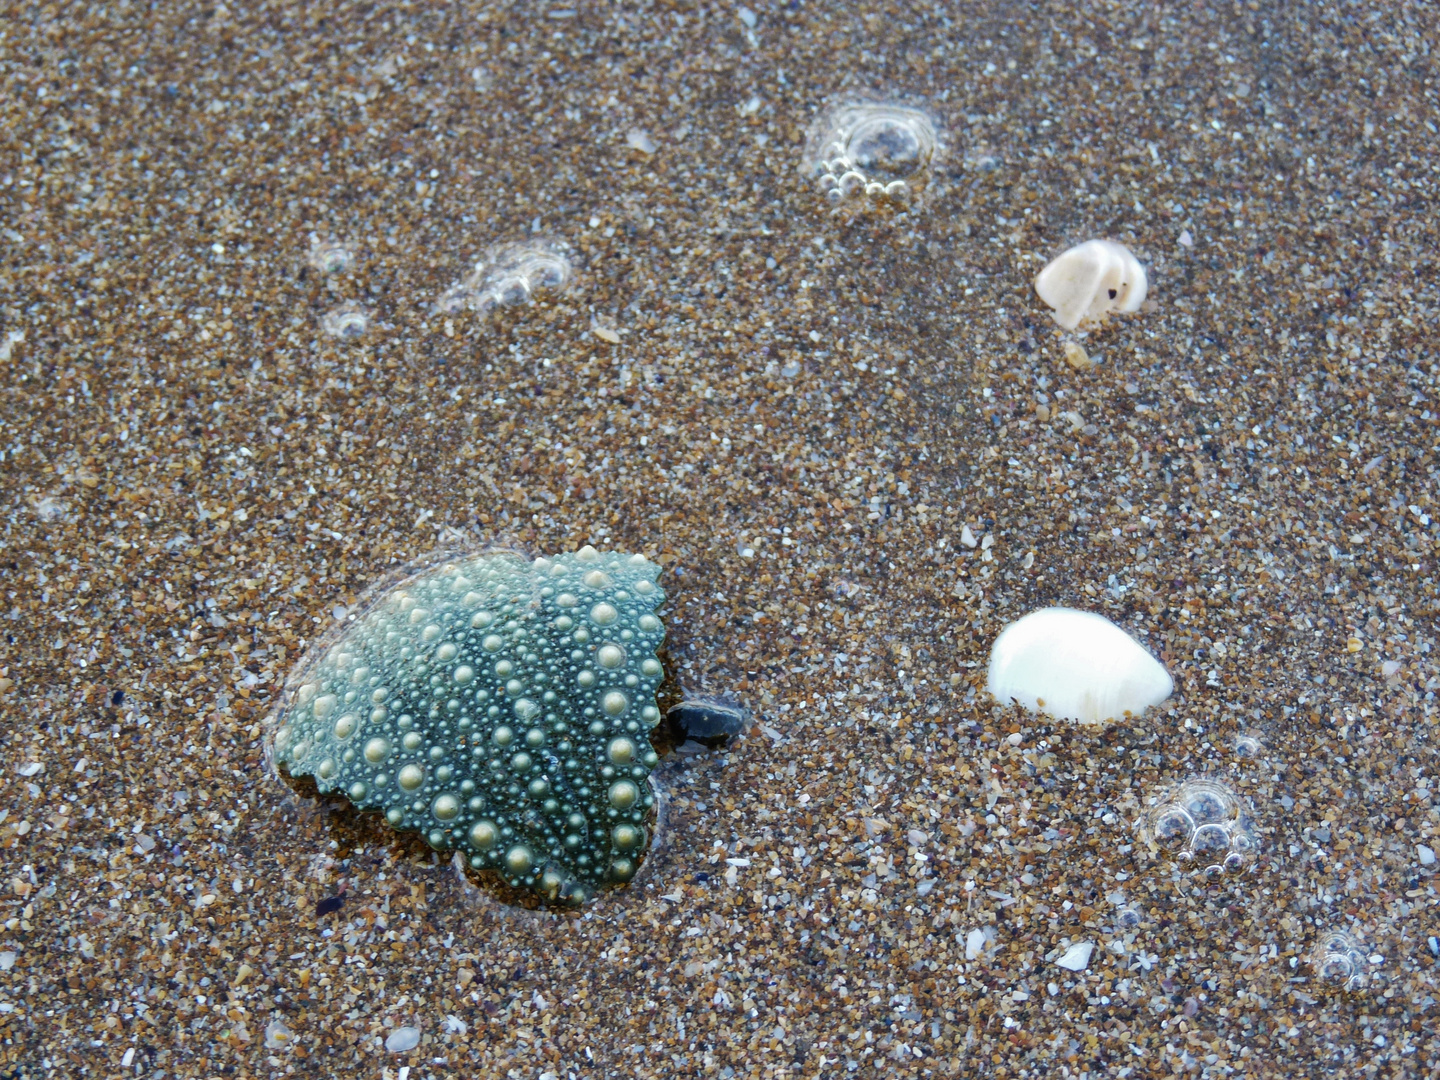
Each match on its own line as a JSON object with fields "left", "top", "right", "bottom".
{"left": 321, "top": 303, "right": 372, "bottom": 340}
{"left": 438, "top": 238, "right": 574, "bottom": 318}
{"left": 1140, "top": 778, "right": 1257, "bottom": 877}
{"left": 30, "top": 494, "right": 71, "bottom": 523}
{"left": 1312, "top": 930, "right": 1376, "bottom": 991}
{"left": 1232, "top": 731, "right": 1265, "bottom": 758}
{"left": 803, "top": 99, "right": 940, "bottom": 207}
{"left": 307, "top": 236, "right": 357, "bottom": 276}
{"left": 1113, "top": 900, "right": 1143, "bottom": 928}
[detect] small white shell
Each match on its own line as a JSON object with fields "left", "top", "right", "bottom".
{"left": 986, "top": 607, "right": 1172, "bottom": 724}
{"left": 965, "top": 928, "right": 988, "bottom": 960}
{"left": 1034, "top": 240, "right": 1148, "bottom": 330}
{"left": 1053, "top": 941, "right": 1095, "bottom": 972}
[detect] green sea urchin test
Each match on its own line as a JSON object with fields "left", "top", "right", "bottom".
{"left": 272, "top": 546, "right": 665, "bottom": 906}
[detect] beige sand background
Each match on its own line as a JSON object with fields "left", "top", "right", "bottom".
{"left": 1, "top": 1, "right": 1437, "bottom": 1077}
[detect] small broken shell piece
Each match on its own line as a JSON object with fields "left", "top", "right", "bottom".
{"left": 986, "top": 607, "right": 1173, "bottom": 724}
{"left": 1061, "top": 341, "right": 1093, "bottom": 370}
{"left": 1034, "top": 240, "right": 1148, "bottom": 330}
{"left": 1053, "top": 940, "right": 1095, "bottom": 972}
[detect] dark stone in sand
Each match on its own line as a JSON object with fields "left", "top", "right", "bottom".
{"left": 668, "top": 694, "right": 749, "bottom": 739}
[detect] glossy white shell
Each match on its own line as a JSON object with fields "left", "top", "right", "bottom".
{"left": 986, "top": 607, "right": 1173, "bottom": 724}
{"left": 1034, "top": 240, "right": 1148, "bottom": 330}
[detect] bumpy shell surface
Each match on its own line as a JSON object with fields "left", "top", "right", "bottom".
{"left": 986, "top": 607, "right": 1172, "bottom": 724}
{"left": 273, "top": 546, "right": 665, "bottom": 905}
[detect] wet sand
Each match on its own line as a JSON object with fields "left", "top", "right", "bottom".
{"left": 1, "top": 2, "right": 1437, "bottom": 1077}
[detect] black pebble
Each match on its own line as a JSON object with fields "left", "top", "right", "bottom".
{"left": 668, "top": 694, "right": 748, "bottom": 740}
{"left": 111, "top": 690, "right": 125, "bottom": 705}
{"left": 316, "top": 894, "right": 344, "bottom": 916}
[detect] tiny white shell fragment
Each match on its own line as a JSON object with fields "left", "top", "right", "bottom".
{"left": 442, "top": 1014, "right": 469, "bottom": 1035}
{"left": 986, "top": 607, "right": 1173, "bottom": 724}
{"left": 1054, "top": 941, "right": 1095, "bottom": 972}
{"left": 1034, "top": 240, "right": 1148, "bottom": 330}
{"left": 385, "top": 1026, "right": 421, "bottom": 1053}
{"left": 965, "top": 928, "right": 988, "bottom": 960}
{"left": 626, "top": 128, "right": 657, "bottom": 155}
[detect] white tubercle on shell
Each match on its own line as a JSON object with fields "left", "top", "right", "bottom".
{"left": 1034, "top": 240, "right": 1148, "bottom": 330}
{"left": 986, "top": 607, "right": 1173, "bottom": 724}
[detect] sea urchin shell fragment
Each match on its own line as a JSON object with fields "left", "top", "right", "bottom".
{"left": 986, "top": 607, "right": 1173, "bottom": 724}
{"left": 1034, "top": 240, "right": 1148, "bottom": 330}
{"left": 271, "top": 546, "right": 666, "bottom": 906}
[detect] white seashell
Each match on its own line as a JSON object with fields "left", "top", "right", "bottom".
{"left": 385, "top": 1026, "right": 421, "bottom": 1053}
{"left": 625, "top": 128, "right": 657, "bottom": 155}
{"left": 986, "top": 607, "right": 1173, "bottom": 724}
{"left": 1054, "top": 941, "right": 1095, "bottom": 972}
{"left": 1034, "top": 240, "right": 1148, "bottom": 330}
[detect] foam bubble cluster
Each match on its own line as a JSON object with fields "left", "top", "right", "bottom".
{"left": 1312, "top": 931, "right": 1373, "bottom": 990}
{"left": 1141, "top": 779, "right": 1257, "bottom": 877}
{"left": 438, "top": 239, "right": 574, "bottom": 317}
{"left": 272, "top": 546, "right": 666, "bottom": 906}
{"left": 307, "top": 237, "right": 357, "bottom": 276}
{"left": 803, "top": 100, "right": 939, "bottom": 206}
{"left": 321, "top": 303, "right": 372, "bottom": 340}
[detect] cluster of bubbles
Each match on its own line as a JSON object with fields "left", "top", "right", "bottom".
{"left": 803, "top": 100, "right": 940, "bottom": 206}
{"left": 437, "top": 239, "right": 574, "bottom": 317}
{"left": 320, "top": 303, "right": 372, "bottom": 340}
{"left": 271, "top": 546, "right": 666, "bottom": 906}
{"left": 1312, "top": 931, "right": 1374, "bottom": 990}
{"left": 307, "top": 236, "right": 358, "bottom": 276}
{"left": 1132, "top": 767, "right": 1387, "bottom": 993}
{"left": 1140, "top": 779, "right": 1257, "bottom": 877}
{"left": 308, "top": 236, "right": 372, "bottom": 341}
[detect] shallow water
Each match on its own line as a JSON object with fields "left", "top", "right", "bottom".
{"left": 1, "top": 3, "right": 1437, "bottom": 1078}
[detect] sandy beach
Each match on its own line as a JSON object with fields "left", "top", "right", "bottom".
{"left": 1, "top": 2, "right": 1437, "bottom": 1076}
